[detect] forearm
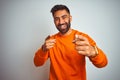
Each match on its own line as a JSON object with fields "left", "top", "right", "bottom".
{"left": 34, "top": 47, "right": 48, "bottom": 67}
{"left": 89, "top": 47, "right": 108, "bottom": 68}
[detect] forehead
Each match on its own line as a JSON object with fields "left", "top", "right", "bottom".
{"left": 53, "top": 10, "right": 70, "bottom": 18}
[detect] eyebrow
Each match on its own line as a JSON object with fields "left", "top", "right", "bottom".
{"left": 62, "top": 15, "right": 67, "bottom": 18}
{"left": 54, "top": 14, "right": 68, "bottom": 19}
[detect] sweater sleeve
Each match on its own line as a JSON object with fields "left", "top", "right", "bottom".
{"left": 81, "top": 32, "right": 108, "bottom": 68}
{"left": 34, "top": 47, "right": 49, "bottom": 67}
{"left": 89, "top": 47, "right": 108, "bottom": 68}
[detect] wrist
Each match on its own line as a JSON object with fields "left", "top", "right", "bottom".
{"left": 89, "top": 46, "right": 98, "bottom": 58}
{"left": 42, "top": 44, "right": 47, "bottom": 52}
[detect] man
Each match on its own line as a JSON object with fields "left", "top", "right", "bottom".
{"left": 34, "top": 4, "right": 108, "bottom": 80}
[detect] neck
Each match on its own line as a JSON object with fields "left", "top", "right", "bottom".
{"left": 59, "top": 28, "right": 72, "bottom": 36}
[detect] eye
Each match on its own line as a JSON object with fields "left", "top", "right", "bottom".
{"left": 62, "top": 15, "right": 67, "bottom": 19}
{"left": 54, "top": 17, "right": 59, "bottom": 22}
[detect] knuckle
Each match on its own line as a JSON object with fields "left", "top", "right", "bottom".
{"left": 86, "top": 46, "right": 89, "bottom": 50}
{"left": 86, "top": 51, "right": 89, "bottom": 54}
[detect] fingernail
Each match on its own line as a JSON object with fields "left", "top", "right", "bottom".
{"left": 75, "top": 34, "right": 78, "bottom": 38}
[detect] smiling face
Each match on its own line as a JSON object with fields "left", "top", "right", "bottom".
{"left": 53, "top": 10, "right": 72, "bottom": 35}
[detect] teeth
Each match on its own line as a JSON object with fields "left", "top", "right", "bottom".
{"left": 61, "top": 25, "right": 66, "bottom": 29}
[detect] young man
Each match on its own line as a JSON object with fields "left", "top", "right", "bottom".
{"left": 34, "top": 4, "right": 108, "bottom": 80}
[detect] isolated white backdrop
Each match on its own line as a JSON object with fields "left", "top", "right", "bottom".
{"left": 0, "top": 0, "right": 120, "bottom": 80}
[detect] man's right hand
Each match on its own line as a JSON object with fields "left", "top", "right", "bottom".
{"left": 42, "top": 35, "right": 56, "bottom": 52}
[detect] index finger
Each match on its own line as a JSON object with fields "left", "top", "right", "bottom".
{"left": 46, "top": 39, "right": 56, "bottom": 43}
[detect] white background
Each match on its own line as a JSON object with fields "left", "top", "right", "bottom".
{"left": 0, "top": 0, "right": 120, "bottom": 80}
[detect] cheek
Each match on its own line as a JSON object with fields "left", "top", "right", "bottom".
{"left": 54, "top": 21, "right": 59, "bottom": 26}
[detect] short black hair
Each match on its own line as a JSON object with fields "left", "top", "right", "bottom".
{"left": 50, "top": 4, "right": 70, "bottom": 16}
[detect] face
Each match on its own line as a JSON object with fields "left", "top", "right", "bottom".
{"left": 53, "top": 10, "right": 72, "bottom": 34}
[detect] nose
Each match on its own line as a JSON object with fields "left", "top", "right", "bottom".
{"left": 59, "top": 18, "right": 65, "bottom": 24}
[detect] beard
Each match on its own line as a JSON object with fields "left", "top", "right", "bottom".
{"left": 56, "top": 20, "right": 71, "bottom": 34}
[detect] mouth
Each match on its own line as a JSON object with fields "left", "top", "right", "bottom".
{"left": 60, "top": 24, "right": 67, "bottom": 29}
{"left": 58, "top": 24, "right": 67, "bottom": 30}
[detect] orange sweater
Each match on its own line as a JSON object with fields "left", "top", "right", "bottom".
{"left": 34, "top": 29, "right": 108, "bottom": 80}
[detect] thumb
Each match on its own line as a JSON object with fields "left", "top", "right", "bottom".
{"left": 75, "top": 34, "right": 79, "bottom": 39}
{"left": 45, "top": 35, "right": 50, "bottom": 40}
{"left": 72, "top": 34, "right": 79, "bottom": 43}
{"left": 75, "top": 34, "right": 86, "bottom": 41}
